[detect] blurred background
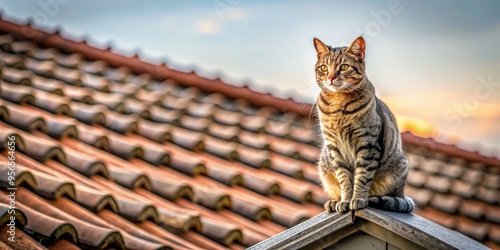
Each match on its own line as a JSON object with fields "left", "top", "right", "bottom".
{"left": 1, "top": 0, "right": 499, "bottom": 155}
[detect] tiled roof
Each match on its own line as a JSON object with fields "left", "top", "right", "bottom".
{"left": 0, "top": 17, "right": 499, "bottom": 249}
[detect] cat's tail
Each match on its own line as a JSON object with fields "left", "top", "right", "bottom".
{"left": 368, "top": 196, "right": 415, "bottom": 213}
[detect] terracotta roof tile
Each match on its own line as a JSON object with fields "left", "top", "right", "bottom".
{"left": 490, "top": 225, "right": 500, "bottom": 245}
{"left": 80, "top": 60, "right": 107, "bottom": 75}
{"left": 203, "top": 136, "right": 238, "bottom": 160}
{"left": 0, "top": 194, "right": 78, "bottom": 246}
{"left": 123, "top": 98, "right": 151, "bottom": 118}
{"left": 237, "top": 144, "right": 270, "bottom": 168}
{"left": 81, "top": 72, "right": 109, "bottom": 91}
{"left": 105, "top": 111, "right": 138, "bottom": 134}
{"left": 69, "top": 102, "right": 106, "bottom": 125}
{"left": 240, "top": 115, "right": 266, "bottom": 132}
{"left": 451, "top": 179, "right": 477, "bottom": 198}
{"left": 31, "top": 88, "right": 72, "bottom": 115}
{"left": 424, "top": 174, "right": 452, "bottom": 193}
{"left": 4, "top": 127, "right": 65, "bottom": 163}
{"left": 405, "top": 185, "right": 433, "bottom": 207}
{"left": 31, "top": 75, "right": 64, "bottom": 95}
{"left": 486, "top": 205, "right": 500, "bottom": 224}
{"left": 208, "top": 122, "right": 240, "bottom": 142}
{"left": 2, "top": 101, "right": 46, "bottom": 132}
{"left": 267, "top": 153, "right": 303, "bottom": 178}
{"left": 106, "top": 133, "right": 144, "bottom": 160}
{"left": 462, "top": 168, "right": 485, "bottom": 185}
{"left": 135, "top": 88, "right": 165, "bottom": 105}
{"left": 213, "top": 108, "right": 242, "bottom": 126}
{"left": 136, "top": 119, "right": 171, "bottom": 142}
{"left": 1, "top": 67, "right": 33, "bottom": 85}
{"left": 15, "top": 188, "right": 126, "bottom": 249}
{"left": 54, "top": 52, "right": 83, "bottom": 68}
{"left": 97, "top": 210, "right": 176, "bottom": 249}
{"left": 93, "top": 91, "right": 125, "bottom": 111}
{"left": 71, "top": 184, "right": 119, "bottom": 213}
{"left": 430, "top": 193, "right": 461, "bottom": 213}
{"left": 440, "top": 162, "right": 465, "bottom": 179}
{"left": 170, "top": 124, "right": 202, "bottom": 146}
{"left": 25, "top": 57, "right": 56, "bottom": 77}
{"left": 10, "top": 40, "right": 35, "bottom": 55}
{"left": 297, "top": 143, "right": 321, "bottom": 163}
{"left": 62, "top": 145, "right": 108, "bottom": 177}
{"left": 0, "top": 51, "right": 25, "bottom": 69}
{"left": 90, "top": 176, "right": 159, "bottom": 222}
{"left": 418, "top": 158, "right": 443, "bottom": 174}
{"left": 32, "top": 47, "right": 58, "bottom": 61}
{"left": 1, "top": 81, "right": 34, "bottom": 104}
{"left": 181, "top": 231, "right": 228, "bottom": 250}
{"left": 150, "top": 106, "right": 182, "bottom": 126}
{"left": 74, "top": 123, "right": 108, "bottom": 149}
{"left": 25, "top": 106, "right": 76, "bottom": 138}
{"left": 53, "top": 65, "right": 82, "bottom": 85}
{"left": 187, "top": 101, "right": 215, "bottom": 118}
{"left": 0, "top": 223, "right": 46, "bottom": 250}
{"left": 1, "top": 19, "right": 499, "bottom": 249}
{"left": 53, "top": 196, "right": 169, "bottom": 249}
{"left": 0, "top": 161, "right": 36, "bottom": 189}
{"left": 176, "top": 200, "right": 244, "bottom": 246}
{"left": 237, "top": 130, "right": 268, "bottom": 149}
{"left": 475, "top": 186, "right": 499, "bottom": 204}
{"left": 407, "top": 169, "right": 427, "bottom": 187}
{"left": 105, "top": 66, "right": 130, "bottom": 83}
{"left": 13, "top": 164, "right": 75, "bottom": 200}
{"left": 135, "top": 189, "right": 201, "bottom": 233}
{"left": 268, "top": 135, "right": 300, "bottom": 158}
{"left": 107, "top": 165, "right": 151, "bottom": 190}
{"left": 459, "top": 199, "right": 487, "bottom": 220}
{"left": 48, "top": 239, "right": 81, "bottom": 250}
{"left": 483, "top": 174, "right": 500, "bottom": 189}
{"left": 456, "top": 216, "right": 490, "bottom": 241}
{"left": 0, "top": 34, "right": 12, "bottom": 50}
{"left": 289, "top": 125, "right": 318, "bottom": 145}
{"left": 62, "top": 84, "right": 94, "bottom": 103}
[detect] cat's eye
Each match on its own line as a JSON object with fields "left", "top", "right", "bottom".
{"left": 340, "top": 64, "right": 350, "bottom": 71}
{"left": 319, "top": 65, "right": 328, "bottom": 72}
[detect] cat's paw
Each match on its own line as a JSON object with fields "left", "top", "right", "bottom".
{"left": 350, "top": 198, "right": 368, "bottom": 210}
{"left": 335, "top": 201, "right": 350, "bottom": 213}
{"left": 324, "top": 200, "right": 337, "bottom": 213}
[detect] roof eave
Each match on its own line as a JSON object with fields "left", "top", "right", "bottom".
{"left": 249, "top": 208, "right": 489, "bottom": 250}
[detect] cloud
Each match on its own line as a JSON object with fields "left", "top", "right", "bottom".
{"left": 225, "top": 7, "right": 247, "bottom": 21}
{"left": 194, "top": 7, "right": 247, "bottom": 35}
{"left": 195, "top": 18, "right": 220, "bottom": 34}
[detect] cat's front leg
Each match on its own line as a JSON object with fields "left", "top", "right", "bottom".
{"left": 327, "top": 144, "right": 353, "bottom": 213}
{"left": 334, "top": 166, "right": 354, "bottom": 213}
{"left": 321, "top": 145, "right": 353, "bottom": 213}
{"left": 351, "top": 146, "right": 380, "bottom": 210}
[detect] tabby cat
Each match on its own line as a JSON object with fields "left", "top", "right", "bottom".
{"left": 314, "top": 36, "right": 414, "bottom": 213}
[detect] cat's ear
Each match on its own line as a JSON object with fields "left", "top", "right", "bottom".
{"left": 347, "top": 36, "right": 365, "bottom": 59}
{"left": 313, "top": 38, "right": 329, "bottom": 59}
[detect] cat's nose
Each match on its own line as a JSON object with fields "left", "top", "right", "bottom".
{"left": 328, "top": 73, "right": 338, "bottom": 82}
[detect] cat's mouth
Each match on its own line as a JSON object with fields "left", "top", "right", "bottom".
{"left": 321, "top": 81, "right": 345, "bottom": 93}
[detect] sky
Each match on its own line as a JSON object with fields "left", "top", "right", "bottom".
{"left": 1, "top": 0, "right": 499, "bottom": 155}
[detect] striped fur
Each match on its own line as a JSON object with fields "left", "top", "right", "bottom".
{"left": 314, "top": 37, "right": 414, "bottom": 213}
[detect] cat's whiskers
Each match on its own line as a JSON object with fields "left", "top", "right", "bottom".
{"left": 303, "top": 84, "right": 321, "bottom": 123}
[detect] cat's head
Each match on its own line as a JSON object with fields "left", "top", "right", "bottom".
{"left": 313, "top": 37, "right": 366, "bottom": 93}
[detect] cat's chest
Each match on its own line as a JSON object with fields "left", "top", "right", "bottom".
{"left": 320, "top": 121, "right": 359, "bottom": 166}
